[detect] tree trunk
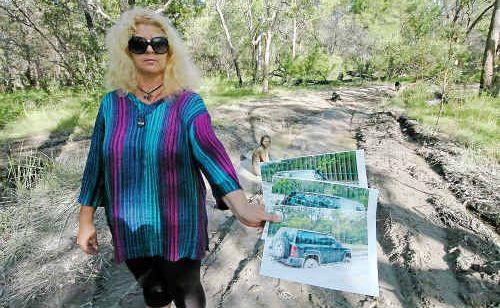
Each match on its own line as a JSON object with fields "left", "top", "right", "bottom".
{"left": 215, "top": 0, "right": 243, "bottom": 87}
{"left": 34, "top": 59, "right": 46, "bottom": 91}
{"left": 24, "top": 64, "right": 37, "bottom": 88}
{"left": 480, "top": 0, "right": 500, "bottom": 96}
{"left": 252, "top": 32, "right": 262, "bottom": 83}
{"left": 257, "top": 34, "right": 263, "bottom": 81}
{"left": 120, "top": 0, "right": 135, "bottom": 13}
{"left": 251, "top": 39, "right": 257, "bottom": 83}
{"left": 77, "top": 0, "right": 99, "bottom": 63}
{"left": 77, "top": 0, "right": 97, "bottom": 39}
{"left": 262, "top": 30, "right": 272, "bottom": 93}
{"left": 292, "top": 17, "right": 297, "bottom": 60}
{"left": 2, "top": 52, "right": 15, "bottom": 92}
{"left": 261, "top": 0, "right": 280, "bottom": 94}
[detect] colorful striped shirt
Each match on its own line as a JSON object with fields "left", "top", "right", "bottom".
{"left": 77, "top": 88, "right": 242, "bottom": 264}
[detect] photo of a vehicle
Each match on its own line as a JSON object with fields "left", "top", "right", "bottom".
{"left": 259, "top": 155, "right": 378, "bottom": 296}
{"left": 271, "top": 227, "right": 352, "bottom": 268}
{"left": 279, "top": 191, "right": 366, "bottom": 212}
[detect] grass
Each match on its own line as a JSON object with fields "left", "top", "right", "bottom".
{"left": 0, "top": 89, "right": 56, "bottom": 128}
{"left": 0, "top": 77, "right": 279, "bottom": 142}
{"left": 0, "top": 86, "right": 104, "bottom": 303}
{"left": 0, "top": 148, "right": 111, "bottom": 307}
{"left": 0, "top": 87, "right": 103, "bottom": 142}
{"left": 198, "top": 75, "right": 272, "bottom": 106}
{"left": 389, "top": 81, "right": 500, "bottom": 161}
{"left": 0, "top": 76, "right": 393, "bottom": 142}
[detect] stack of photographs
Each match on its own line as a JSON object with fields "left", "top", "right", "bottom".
{"left": 259, "top": 150, "right": 379, "bottom": 297}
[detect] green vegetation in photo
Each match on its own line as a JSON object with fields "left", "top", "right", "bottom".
{"left": 272, "top": 178, "right": 300, "bottom": 195}
{"left": 261, "top": 151, "right": 361, "bottom": 183}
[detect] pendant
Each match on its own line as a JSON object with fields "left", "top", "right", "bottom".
{"left": 137, "top": 115, "right": 146, "bottom": 127}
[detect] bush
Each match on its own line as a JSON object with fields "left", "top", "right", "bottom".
{"left": 281, "top": 45, "right": 340, "bottom": 83}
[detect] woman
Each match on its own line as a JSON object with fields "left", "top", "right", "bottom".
{"left": 251, "top": 135, "right": 272, "bottom": 176}
{"left": 235, "top": 135, "right": 272, "bottom": 194}
{"left": 76, "top": 7, "right": 279, "bottom": 308}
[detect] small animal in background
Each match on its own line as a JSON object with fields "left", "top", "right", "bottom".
{"left": 395, "top": 81, "right": 401, "bottom": 91}
{"left": 433, "top": 91, "right": 443, "bottom": 100}
{"left": 426, "top": 91, "right": 447, "bottom": 106}
{"left": 330, "top": 91, "right": 341, "bottom": 102}
{"left": 346, "top": 70, "right": 361, "bottom": 77}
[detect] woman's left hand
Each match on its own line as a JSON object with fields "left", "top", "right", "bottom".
{"left": 222, "top": 189, "right": 281, "bottom": 228}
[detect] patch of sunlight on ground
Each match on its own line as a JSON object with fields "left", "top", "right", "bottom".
{"left": 0, "top": 97, "right": 81, "bottom": 140}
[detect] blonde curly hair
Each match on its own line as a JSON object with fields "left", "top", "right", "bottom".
{"left": 103, "top": 6, "right": 202, "bottom": 96}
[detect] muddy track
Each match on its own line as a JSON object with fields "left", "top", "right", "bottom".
{"left": 355, "top": 111, "right": 499, "bottom": 307}
{"left": 200, "top": 85, "right": 499, "bottom": 307}
{"left": 2, "top": 84, "right": 498, "bottom": 307}
{"left": 397, "top": 115, "right": 499, "bottom": 232}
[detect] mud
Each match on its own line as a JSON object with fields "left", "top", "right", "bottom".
{"left": 398, "top": 115, "right": 499, "bottom": 232}
{"left": 1, "top": 84, "right": 498, "bottom": 307}
{"left": 355, "top": 111, "right": 499, "bottom": 307}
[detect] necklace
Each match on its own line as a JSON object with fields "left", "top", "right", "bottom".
{"left": 137, "top": 83, "right": 163, "bottom": 101}
{"left": 130, "top": 91, "right": 179, "bottom": 128}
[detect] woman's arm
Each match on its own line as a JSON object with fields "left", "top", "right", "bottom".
{"left": 76, "top": 95, "right": 108, "bottom": 256}
{"left": 188, "top": 95, "right": 244, "bottom": 210}
{"left": 188, "top": 94, "right": 278, "bottom": 225}
{"left": 80, "top": 205, "right": 95, "bottom": 223}
{"left": 77, "top": 205, "right": 99, "bottom": 255}
{"left": 189, "top": 110, "right": 241, "bottom": 208}
{"left": 77, "top": 95, "right": 107, "bottom": 209}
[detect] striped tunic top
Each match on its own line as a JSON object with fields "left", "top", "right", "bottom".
{"left": 77, "top": 88, "right": 242, "bottom": 264}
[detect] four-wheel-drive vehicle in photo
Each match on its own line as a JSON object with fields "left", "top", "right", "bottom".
{"left": 279, "top": 191, "right": 366, "bottom": 211}
{"left": 280, "top": 191, "right": 342, "bottom": 209}
{"left": 271, "top": 227, "right": 352, "bottom": 268}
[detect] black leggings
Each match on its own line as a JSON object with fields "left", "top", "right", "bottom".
{"left": 125, "top": 256, "right": 206, "bottom": 308}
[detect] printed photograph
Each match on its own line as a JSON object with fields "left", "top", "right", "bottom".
{"left": 260, "top": 150, "right": 368, "bottom": 189}
{"left": 260, "top": 150, "right": 369, "bottom": 240}
{"left": 260, "top": 178, "right": 379, "bottom": 296}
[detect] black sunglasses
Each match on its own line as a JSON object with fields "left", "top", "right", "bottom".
{"left": 128, "top": 35, "right": 169, "bottom": 54}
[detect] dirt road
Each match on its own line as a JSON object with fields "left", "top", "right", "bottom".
{"left": 198, "top": 84, "right": 499, "bottom": 307}
{"left": 2, "top": 84, "right": 498, "bottom": 307}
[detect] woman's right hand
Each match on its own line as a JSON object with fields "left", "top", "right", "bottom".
{"left": 222, "top": 189, "right": 281, "bottom": 228}
{"left": 77, "top": 222, "right": 99, "bottom": 255}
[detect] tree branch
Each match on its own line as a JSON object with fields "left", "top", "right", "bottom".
{"left": 466, "top": 3, "right": 494, "bottom": 36}
{"left": 155, "top": 0, "right": 174, "bottom": 14}
{"left": 91, "top": 1, "right": 113, "bottom": 22}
